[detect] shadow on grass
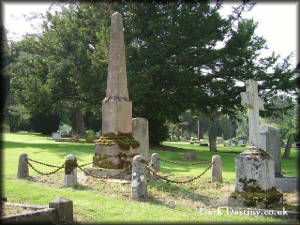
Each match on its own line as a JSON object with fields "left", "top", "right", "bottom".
{"left": 148, "top": 179, "right": 212, "bottom": 207}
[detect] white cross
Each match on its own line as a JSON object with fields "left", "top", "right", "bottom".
{"left": 241, "top": 80, "right": 264, "bottom": 149}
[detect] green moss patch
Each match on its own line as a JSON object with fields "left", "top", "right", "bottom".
{"left": 93, "top": 154, "right": 120, "bottom": 169}
{"left": 259, "top": 149, "right": 271, "bottom": 160}
{"left": 96, "top": 132, "right": 140, "bottom": 151}
{"left": 65, "top": 159, "right": 78, "bottom": 174}
{"left": 231, "top": 187, "right": 283, "bottom": 208}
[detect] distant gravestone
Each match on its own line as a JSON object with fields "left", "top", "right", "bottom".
{"left": 86, "top": 130, "right": 95, "bottom": 143}
{"left": 52, "top": 132, "right": 61, "bottom": 141}
{"left": 260, "top": 125, "right": 282, "bottom": 177}
{"left": 151, "top": 153, "right": 160, "bottom": 173}
{"left": 238, "top": 139, "right": 245, "bottom": 147}
{"left": 183, "top": 153, "right": 198, "bottom": 161}
{"left": 132, "top": 118, "right": 149, "bottom": 160}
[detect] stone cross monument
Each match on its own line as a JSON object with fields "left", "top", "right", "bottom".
{"left": 240, "top": 79, "right": 264, "bottom": 149}
{"left": 93, "top": 12, "right": 140, "bottom": 169}
{"left": 228, "top": 79, "right": 282, "bottom": 209}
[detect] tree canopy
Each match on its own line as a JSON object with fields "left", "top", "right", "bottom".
{"left": 5, "top": 1, "right": 298, "bottom": 145}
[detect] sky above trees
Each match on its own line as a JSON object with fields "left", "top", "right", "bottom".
{"left": 3, "top": 1, "right": 298, "bottom": 67}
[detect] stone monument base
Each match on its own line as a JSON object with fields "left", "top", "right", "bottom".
{"left": 235, "top": 147, "right": 275, "bottom": 192}
{"left": 228, "top": 188, "right": 283, "bottom": 209}
{"left": 94, "top": 143, "right": 139, "bottom": 169}
{"left": 83, "top": 167, "right": 131, "bottom": 180}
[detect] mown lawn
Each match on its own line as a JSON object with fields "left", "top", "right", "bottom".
{"left": 1, "top": 132, "right": 298, "bottom": 223}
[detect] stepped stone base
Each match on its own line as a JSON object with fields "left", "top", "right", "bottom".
{"left": 228, "top": 189, "right": 283, "bottom": 209}
{"left": 94, "top": 143, "right": 139, "bottom": 169}
{"left": 84, "top": 167, "right": 131, "bottom": 180}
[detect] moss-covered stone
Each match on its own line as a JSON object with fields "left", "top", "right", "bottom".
{"left": 65, "top": 159, "right": 78, "bottom": 174}
{"left": 259, "top": 148, "right": 271, "bottom": 160}
{"left": 93, "top": 154, "right": 120, "bottom": 169}
{"left": 231, "top": 187, "right": 283, "bottom": 208}
{"left": 96, "top": 132, "right": 140, "bottom": 151}
{"left": 239, "top": 178, "right": 261, "bottom": 192}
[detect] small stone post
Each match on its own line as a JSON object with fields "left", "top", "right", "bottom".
{"left": 49, "top": 197, "right": 73, "bottom": 223}
{"left": 211, "top": 155, "right": 222, "bottom": 183}
{"left": 151, "top": 153, "right": 160, "bottom": 173}
{"left": 131, "top": 155, "right": 147, "bottom": 201}
{"left": 17, "top": 153, "right": 29, "bottom": 178}
{"left": 64, "top": 154, "right": 78, "bottom": 187}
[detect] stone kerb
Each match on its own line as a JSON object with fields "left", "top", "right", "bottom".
{"left": 131, "top": 155, "right": 148, "bottom": 201}
{"left": 2, "top": 197, "right": 73, "bottom": 224}
{"left": 211, "top": 155, "right": 222, "bottom": 183}
{"left": 64, "top": 154, "right": 78, "bottom": 187}
{"left": 49, "top": 197, "right": 73, "bottom": 223}
{"left": 17, "top": 153, "right": 29, "bottom": 179}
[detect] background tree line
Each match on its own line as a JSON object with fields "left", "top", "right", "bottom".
{"left": 2, "top": 1, "right": 298, "bottom": 146}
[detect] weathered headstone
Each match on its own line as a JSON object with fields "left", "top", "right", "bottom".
{"left": 131, "top": 155, "right": 147, "bottom": 201}
{"left": 64, "top": 154, "right": 77, "bottom": 187}
{"left": 237, "top": 139, "right": 245, "bottom": 147}
{"left": 17, "top": 153, "right": 29, "bottom": 178}
{"left": 49, "top": 197, "right": 73, "bottom": 223}
{"left": 132, "top": 118, "right": 149, "bottom": 160}
{"left": 86, "top": 130, "right": 95, "bottom": 143}
{"left": 183, "top": 153, "right": 198, "bottom": 161}
{"left": 52, "top": 132, "right": 61, "bottom": 141}
{"left": 93, "top": 12, "right": 140, "bottom": 169}
{"left": 151, "top": 153, "right": 160, "bottom": 173}
{"left": 260, "top": 125, "right": 282, "bottom": 177}
{"left": 211, "top": 155, "right": 222, "bottom": 183}
{"left": 228, "top": 80, "right": 282, "bottom": 209}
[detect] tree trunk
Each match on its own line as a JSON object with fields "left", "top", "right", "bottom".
{"left": 209, "top": 134, "right": 217, "bottom": 152}
{"left": 283, "top": 134, "right": 294, "bottom": 159}
{"left": 75, "top": 109, "right": 85, "bottom": 137}
{"left": 197, "top": 120, "right": 203, "bottom": 140}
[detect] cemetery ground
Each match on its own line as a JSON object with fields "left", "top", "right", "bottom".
{"left": 2, "top": 132, "right": 299, "bottom": 223}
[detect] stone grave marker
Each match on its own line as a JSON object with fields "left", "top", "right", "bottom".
{"left": 52, "top": 132, "right": 61, "bottom": 141}
{"left": 92, "top": 12, "right": 142, "bottom": 171}
{"left": 228, "top": 80, "right": 282, "bottom": 209}
{"left": 132, "top": 118, "right": 149, "bottom": 160}
{"left": 260, "top": 125, "right": 282, "bottom": 177}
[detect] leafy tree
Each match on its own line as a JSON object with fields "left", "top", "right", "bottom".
{"left": 6, "top": 1, "right": 297, "bottom": 147}
{"left": 7, "top": 3, "right": 113, "bottom": 135}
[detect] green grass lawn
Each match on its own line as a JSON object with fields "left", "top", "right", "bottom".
{"left": 1, "top": 132, "right": 298, "bottom": 223}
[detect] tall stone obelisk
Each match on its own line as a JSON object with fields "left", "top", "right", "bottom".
{"left": 93, "top": 12, "right": 139, "bottom": 169}
{"left": 102, "top": 12, "right": 132, "bottom": 135}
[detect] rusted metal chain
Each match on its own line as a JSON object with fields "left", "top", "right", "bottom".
{"left": 27, "top": 158, "right": 62, "bottom": 168}
{"left": 26, "top": 159, "right": 65, "bottom": 176}
{"left": 159, "top": 158, "right": 211, "bottom": 165}
{"left": 78, "top": 162, "right": 94, "bottom": 167}
{"left": 146, "top": 163, "right": 212, "bottom": 184}
{"left": 78, "top": 165, "right": 131, "bottom": 179}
